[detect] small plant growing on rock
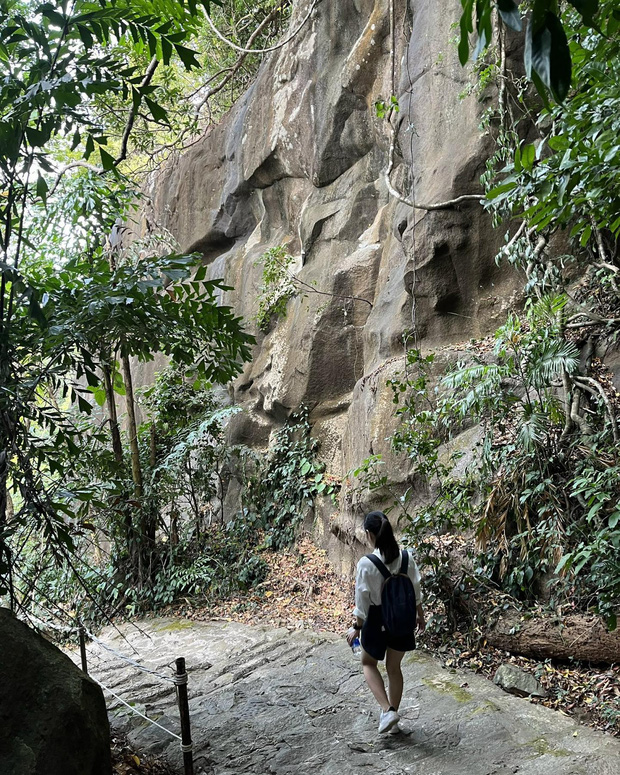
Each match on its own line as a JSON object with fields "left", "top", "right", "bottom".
{"left": 255, "top": 246, "right": 299, "bottom": 332}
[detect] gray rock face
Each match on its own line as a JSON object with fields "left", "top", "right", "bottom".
{"left": 72, "top": 617, "right": 620, "bottom": 775}
{"left": 138, "top": 0, "right": 523, "bottom": 569}
{"left": 0, "top": 608, "right": 112, "bottom": 775}
{"left": 494, "top": 663, "right": 548, "bottom": 699}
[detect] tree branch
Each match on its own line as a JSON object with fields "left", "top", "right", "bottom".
{"left": 48, "top": 161, "right": 103, "bottom": 198}
{"left": 195, "top": 6, "right": 284, "bottom": 116}
{"left": 573, "top": 375, "right": 619, "bottom": 443}
{"left": 115, "top": 56, "right": 159, "bottom": 166}
{"left": 203, "top": 0, "right": 317, "bottom": 55}
{"left": 384, "top": 117, "right": 484, "bottom": 211}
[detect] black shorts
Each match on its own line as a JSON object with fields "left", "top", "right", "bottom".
{"left": 361, "top": 605, "right": 416, "bottom": 661}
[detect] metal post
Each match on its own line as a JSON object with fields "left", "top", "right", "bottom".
{"left": 175, "top": 657, "right": 194, "bottom": 775}
{"left": 79, "top": 625, "right": 88, "bottom": 674}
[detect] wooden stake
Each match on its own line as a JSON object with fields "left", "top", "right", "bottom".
{"left": 79, "top": 625, "right": 88, "bottom": 674}
{"left": 175, "top": 657, "right": 194, "bottom": 775}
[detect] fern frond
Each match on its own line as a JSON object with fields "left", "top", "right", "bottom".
{"left": 528, "top": 339, "right": 579, "bottom": 384}
{"left": 526, "top": 293, "right": 569, "bottom": 327}
{"left": 517, "top": 406, "right": 548, "bottom": 452}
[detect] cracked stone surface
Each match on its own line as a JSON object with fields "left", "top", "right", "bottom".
{"left": 72, "top": 617, "right": 620, "bottom": 774}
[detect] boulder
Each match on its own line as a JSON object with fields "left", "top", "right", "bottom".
{"left": 493, "top": 663, "right": 547, "bottom": 698}
{"left": 0, "top": 608, "right": 112, "bottom": 775}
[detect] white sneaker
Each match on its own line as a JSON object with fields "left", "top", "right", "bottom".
{"left": 378, "top": 709, "right": 400, "bottom": 734}
{"left": 388, "top": 724, "right": 401, "bottom": 735}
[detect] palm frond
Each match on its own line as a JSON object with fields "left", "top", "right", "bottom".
{"left": 517, "top": 406, "right": 548, "bottom": 452}
{"left": 528, "top": 339, "right": 579, "bottom": 384}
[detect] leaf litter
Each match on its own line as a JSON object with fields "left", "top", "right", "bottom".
{"left": 169, "top": 536, "right": 619, "bottom": 737}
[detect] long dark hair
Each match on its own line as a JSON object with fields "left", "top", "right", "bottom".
{"left": 364, "top": 511, "right": 399, "bottom": 564}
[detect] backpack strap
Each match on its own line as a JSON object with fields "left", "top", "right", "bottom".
{"left": 364, "top": 553, "right": 391, "bottom": 580}
{"left": 400, "top": 549, "right": 409, "bottom": 575}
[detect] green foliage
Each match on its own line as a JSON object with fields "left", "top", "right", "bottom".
{"left": 140, "top": 365, "right": 241, "bottom": 524}
{"left": 90, "top": 1, "right": 294, "bottom": 168}
{"left": 355, "top": 295, "right": 619, "bottom": 627}
{"left": 147, "top": 522, "right": 268, "bottom": 610}
{"left": 255, "top": 245, "right": 299, "bottom": 332}
{"left": 0, "top": 0, "right": 257, "bottom": 603}
{"left": 13, "top": 518, "right": 269, "bottom": 620}
{"left": 485, "top": 5, "right": 620, "bottom": 251}
{"left": 449, "top": 0, "right": 620, "bottom": 631}
{"left": 458, "top": 1, "right": 608, "bottom": 102}
{"left": 374, "top": 95, "right": 399, "bottom": 119}
{"left": 246, "top": 406, "right": 338, "bottom": 550}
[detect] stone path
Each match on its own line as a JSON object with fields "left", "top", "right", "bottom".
{"left": 77, "top": 617, "right": 620, "bottom": 774}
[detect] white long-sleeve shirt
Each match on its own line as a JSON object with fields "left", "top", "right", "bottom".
{"left": 353, "top": 547, "right": 423, "bottom": 622}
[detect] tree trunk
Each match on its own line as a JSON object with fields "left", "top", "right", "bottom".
{"left": 486, "top": 613, "right": 620, "bottom": 664}
{"left": 0, "top": 449, "right": 9, "bottom": 599}
{"left": 120, "top": 352, "right": 143, "bottom": 499}
{"left": 102, "top": 363, "right": 123, "bottom": 466}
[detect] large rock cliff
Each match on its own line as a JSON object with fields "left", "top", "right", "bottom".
{"left": 139, "top": 0, "right": 521, "bottom": 570}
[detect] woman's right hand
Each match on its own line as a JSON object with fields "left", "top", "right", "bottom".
{"left": 346, "top": 627, "right": 359, "bottom": 646}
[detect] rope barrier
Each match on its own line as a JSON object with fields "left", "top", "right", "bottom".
{"left": 26, "top": 613, "right": 174, "bottom": 684}
{"left": 23, "top": 611, "right": 193, "bottom": 769}
{"left": 89, "top": 674, "right": 182, "bottom": 742}
{"left": 173, "top": 671, "right": 188, "bottom": 686}
{"left": 26, "top": 613, "right": 78, "bottom": 635}
{"left": 83, "top": 628, "right": 176, "bottom": 684}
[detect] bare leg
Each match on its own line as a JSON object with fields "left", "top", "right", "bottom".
{"left": 385, "top": 648, "right": 405, "bottom": 711}
{"left": 361, "top": 649, "right": 391, "bottom": 711}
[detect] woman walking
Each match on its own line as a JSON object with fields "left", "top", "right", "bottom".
{"left": 346, "top": 511, "right": 425, "bottom": 734}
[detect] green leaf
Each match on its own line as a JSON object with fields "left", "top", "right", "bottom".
{"left": 76, "top": 23, "right": 94, "bottom": 49}
{"left": 160, "top": 35, "right": 173, "bottom": 64}
{"left": 99, "top": 147, "right": 115, "bottom": 171}
{"left": 174, "top": 43, "right": 200, "bottom": 70}
{"left": 497, "top": 0, "right": 522, "bottom": 32}
{"left": 145, "top": 97, "right": 168, "bottom": 124}
{"left": 579, "top": 224, "right": 592, "bottom": 247}
{"left": 486, "top": 177, "right": 517, "bottom": 200}
{"left": 546, "top": 12, "right": 572, "bottom": 101}
{"left": 77, "top": 394, "right": 93, "bottom": 414}
{"left": 36, "top": 173, "right": 48, "bottom": 203}
{"left": 567, "top": 0, "right": 599, "bottom": 27}
{"left": 28, "top": 292, "right": 47, "bottom": 328}
{"left": 41, "top": 8, "right": 67, "bottom": 28}
{"left": 525, "top": 13, "right": 551, "bottom": 88}
{"left": 113, "top": 371, "right": 126, "bottom": 396}
{"left": 520, "top": 143, "right": 536, "bottom": 172}
{"left": 459, "top": 0, "right": 475, "bottom": 66}
{"left": 26, "top": 127, "right": 48, "bottom": 147}
{"left": 84, "top": 134, "right": 95, "bottom": 159}
{"left": 529, "top": 68, "right": 551, "bottom": 109}
{"left": 91, "top": 385, "right": 107, "bottom": 407}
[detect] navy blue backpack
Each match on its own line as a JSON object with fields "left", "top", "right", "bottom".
{"left": 365, "top": 550, "right": 417, "bottom": 637}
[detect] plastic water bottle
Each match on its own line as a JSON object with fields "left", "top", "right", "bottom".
{"left": 351, "top": 636, "right": 362, "bottom": 657}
